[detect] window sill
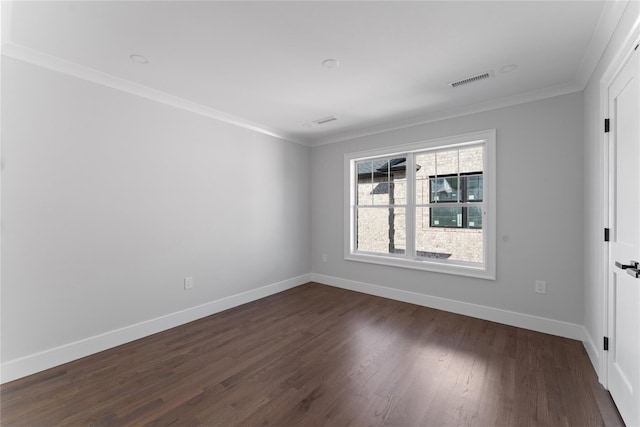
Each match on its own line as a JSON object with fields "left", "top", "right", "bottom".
{"left": 345, "top": 252, "right": 496, "bottom": 280}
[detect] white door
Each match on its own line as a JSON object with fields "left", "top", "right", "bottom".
{"left": 608, "top": 43, "right": 640, "bottom": 427}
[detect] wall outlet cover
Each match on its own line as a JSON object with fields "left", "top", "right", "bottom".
{"left": 535, "top": 280, "right": 547, "bottom": 294}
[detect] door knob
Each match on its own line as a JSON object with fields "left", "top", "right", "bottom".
{"left": 627, "top": 268, "right": 640, "bottom": 279}
{"left": 615, "top": 260, "right": 639, "bottom": 270}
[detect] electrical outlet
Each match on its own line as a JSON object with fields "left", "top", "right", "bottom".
{"left": 322, "top": 253, "right": 327, "bottom": 263}
{"left": 184, "top": 276, "right": 194, "bottom": 290}
{"left": 535, "top": 280, "right": 547, "bottom": 294}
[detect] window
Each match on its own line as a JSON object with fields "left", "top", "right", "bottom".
{"left": 429, "top": 174, "right": 483, "bottom": 229}
{"left": 344, "top": 130, "right": 496, "bottom": 279}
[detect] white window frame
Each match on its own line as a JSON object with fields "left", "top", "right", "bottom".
{"left": 344, "top": 129, "right": 496, "bottom": 280}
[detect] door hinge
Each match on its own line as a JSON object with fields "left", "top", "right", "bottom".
{"left": 604, "top": 228, "right": 610, "bottom": 242}
{"left": 604, "top": 118, "right": 610, "bottom": 133}
{"left": 604, "top": 336, "right": 609, "bottom": 351}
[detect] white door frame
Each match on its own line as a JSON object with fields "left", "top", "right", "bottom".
{"left": 600, "top": 19, "right": 640, "bottom": 389}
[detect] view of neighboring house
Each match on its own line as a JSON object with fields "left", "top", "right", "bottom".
{"left": 356, "top": 145, "right": 484, "bottom": 263}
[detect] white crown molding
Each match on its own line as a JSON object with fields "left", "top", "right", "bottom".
{"left": 2, "top": 0, "right": 626, "bottom": 149}
{"left": 304, "top": 1, "right": 630, "bottom": 147}
{"left": 1, "top": 42, "right": 310, "bottom": 147}
{"left": 309, "top": 80, "right": 583, "bottom": 147}
{"left": 0, "top": 274, "right": 312, "bottom": 384}
{"left": 0, "top": 40, "right": 590, "bottom": 150}
{"left": 310, "top": 273, "right": 586, "bottom": 341}
{"left": 574, "top": 0, "right": 630, "bottom": 89}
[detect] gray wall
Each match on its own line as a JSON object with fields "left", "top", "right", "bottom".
{"left": 1, "top": 57, "right": 311, "bottom": 363}
{"left": 3, "top": 2, "right": 636, "bottom": 378}
{"left": 583, "top": 1, "right": 639, "bottom": 376}
{"left": 311, "top": 93, "right": 585, "bottom": 324}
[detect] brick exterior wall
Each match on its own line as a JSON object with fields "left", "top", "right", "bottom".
{"left": 356, "top": 146, "right": 483, "bottom": 263}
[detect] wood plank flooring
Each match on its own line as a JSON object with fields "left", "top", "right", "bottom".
{"left": 0, "top": 283, "right": 624, "bottom": 426}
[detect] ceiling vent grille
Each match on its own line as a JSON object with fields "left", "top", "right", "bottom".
{"left": 449, "top": 71, "right": 493, "bottom": 88}
{"left": 313, "top": 115, "right": 338, "bottom": 125}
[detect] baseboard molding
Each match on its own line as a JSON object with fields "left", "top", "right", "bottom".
{"left": 3, "top": 273, "right": 589, "bottom": 384}
{"left": 310, "top": 273, "right": 586, "bottom": 341}
{"left": 582, "top": 328, "right": 601, "bottom": 378}
{"left": 0, "top": 274, "right": 311, "bottom": 384}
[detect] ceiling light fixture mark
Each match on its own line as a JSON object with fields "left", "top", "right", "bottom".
{"left": 130, "top": 54, "right": 149, "bottom": 64}
{"left": 322, "top": 59, "right": 339, "bottom": 69}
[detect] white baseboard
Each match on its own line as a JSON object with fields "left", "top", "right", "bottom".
{"left": 582, "top": 328, "right": 601, "bottom": 378}
{"left": 310, "top": 273, "right": 586, "bottom": 341}
{"left": 0, "top": 274, "right": 311, "bottom": 384}
{"left": 3, "top": 273, "right": 589, "bottom": 384}
{"left": 583, "top": 326, "right": 608, "bottom": 388}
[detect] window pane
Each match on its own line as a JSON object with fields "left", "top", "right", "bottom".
{"left": 416, "top": 178, "right": 429, "bottom": 204}
{"left": 390, "top": 158, "right": 407, "bottom": 184}
{"left": 466, "top": 175, "right": 483, "bottom": 201}
{"left": 430, "top": 207, "right": 462, "bottom": 228}
{"left": 430, "top": 177, "right": 459, "bottom": 203}
{"left": 372, "top": 159, "right": 389, "bottom": 180}
{"left": 467, "top": 206, "right": 483, "bottom": 228}
{"left": 417, "top": 208, "right": 484, "bottom": 264}
{"left": 357, "top": 161, "right": 373, "bottom": 183}
{"left": 357, "top": 207, "right": 406, "bottom": 254}
{"left": 416, "top": 152, "right": 435, "bottom": 178}
{"left": 414, "top": 151, "right": 432, "bottom": 210}
{"left": 435, "top": 149, "right": 459, "bottom": 175}
{"left": 390, "top": 181, "right": 407, "bottom": 205}
{"left": 347, "top": 132, "right": 494, "bottom": 277}
{"left": 459, "top": 146, "right": 483, "bottom": 173}
{"left": 356, "top": 161, "right": 373, "bottom": 205}
{"left": 371, "top": 182, "right": 391, "bottom": 205}
{"left": 357, "top": 183, "right": 372, "bottom": 205}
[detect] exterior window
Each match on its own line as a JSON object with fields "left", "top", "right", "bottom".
{"left": 430, "top": 174, "right": 483, "bottom": 229}
{"left": 355, "top": 157, "right": 408, "bottom": 255}
{"left": 345, "top": 130, "right": 496, "bottom": 279}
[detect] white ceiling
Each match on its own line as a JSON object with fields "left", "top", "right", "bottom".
{"left": 1, "top": 1, "right": 624, "bottom": 145}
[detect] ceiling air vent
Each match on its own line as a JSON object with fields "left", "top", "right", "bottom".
{"left": 449, "top": 71, "right": 493, "bottom": 88}
{"left": 313, "top": 115, "right": 338, "bottom": 125}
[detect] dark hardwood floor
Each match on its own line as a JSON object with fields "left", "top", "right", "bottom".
{"left": 1, "top": 283, "right": 624, "bottom": 426}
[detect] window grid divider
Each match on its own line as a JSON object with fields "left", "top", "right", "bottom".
{"left": 405, "top": 154, "right": 416, "bottom": 258}
{"left": 344, "top": 129, "right": 496, "bottom": 280}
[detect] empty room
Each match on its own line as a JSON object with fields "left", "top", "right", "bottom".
{"left": 1, "top": 1, "right": 639, "bottom": 426}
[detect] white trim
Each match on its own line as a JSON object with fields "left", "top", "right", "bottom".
{"left": 1, "top": 38, "right": 587, "bottom": 150}
{"left": 343, "top": 252, "right": 495, "bottom": 280}
{"left": 310, "top": 81, "right": 582, "bottom": 147}
{"left": 0, "top": 42, "right": 308, "bottom": 147}
{"left": 0, "top": 274, "right": 311, "bottom": 384}
{"left": 343, "top": 130, "right": 492, "bottom": 163}
{"left": 583, "top": 327, "right": 601, "bottom": 377}
{"left": 310, "top": 273, "right": 586, "bottom": 341}
{"left": 598, "top": 12, "right": 640, "bottom": 389}
{"left": 344, "top": 129, "right": 496, "bottom": 280}
{"left": 405, "top": 154, "right": 416, "bottom": 258}
{"left": 310, "top": 1, "right": 628, "bottom": 148}
{"left": 575, "top": 0, "right": 630, "bottom": 89}
{"left": 1, "top": 0, "right": 625, "bottom": 151}
{"left": 601, "top": 94, "right": 611, "bottom": 388}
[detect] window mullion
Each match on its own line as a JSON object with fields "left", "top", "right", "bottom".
{"left": 352, "top": 161, "right": 358, "bottom": 252}
{"left": 345, "top": 129, "right": 495, "bottom": 280}
{"left": 406, "top": 154, "right": 416, "bottom": 258}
